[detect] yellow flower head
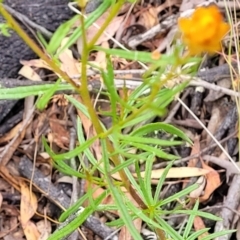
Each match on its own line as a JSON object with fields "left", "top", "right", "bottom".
{"left": 178, "top": 5, "right": 230, "bottom": 55}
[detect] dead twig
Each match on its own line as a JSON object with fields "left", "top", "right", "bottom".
{"left": 18, "top": 156, "right": 118, "bottom": 240}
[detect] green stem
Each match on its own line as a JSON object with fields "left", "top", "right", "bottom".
{"left": 79, "top": 1, "right": 147, "bottom": 209}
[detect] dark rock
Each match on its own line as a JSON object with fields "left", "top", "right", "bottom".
{"left": 0, "top": 0, "right": 74, "bottom": 78}
{"left": 0, "top": 0, "right": 103, "bottom": 124}
{"left": 0, "top": 0, "right": 73, "bottom": 123}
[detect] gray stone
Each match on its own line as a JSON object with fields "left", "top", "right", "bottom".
{"left": 0, "top": 0, "right": 73, "bottom": 78}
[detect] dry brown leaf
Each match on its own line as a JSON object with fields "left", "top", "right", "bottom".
{"left": 138, "top": 7, "right": 159, "bottom": 29}
{"left": 56, "top": 176, "right": 73, "bottom": 184}
{"left": 189, "top": 176, "right": 206, "bottom": 198}
{"left": 58, "top": 38, "right": 80, "bottom": 78}
{"left": 236, "top": 217, "right": 240, "bottom": 239}
{"left": 23, "top": 221, "right": 40, "bottom": 240}
{"left": 135, "top": 167, "right": 210, "bottom": 179}
{"left": 194, "top": 216, "right": 209, "bottom": 239}
{"left": 20, "top": 59, "right": 51, "bottom": 71}
{"left": 95, "top": 41, "right": 109, "bottom": 70}
{"left": 112, "top": 167, "right": 210, "bottom": 184}
{"left": 182, "top": 135, "right": 201, "bottom": 189}
{"left": 86, "top": 12, "right": 124, "bottom": 45}
{"left": 204, "top": 104, "right": 222, "bottom": 144}
{"left": 0, "top": 123, "right": 28, "bottom": 166}
{"left": 75, "top": 96, "right": 93, "bottom": 134}
{"left": 0, "top": 165, "right": 20, "bottom": 191}
{"left": 188, "top": 135, "right": 201, "bottom": 167}
{"left": 49, "top": 119, "right": 70, "bottom": 149}
{"left": 20, "top": 181, "right": 40, "bottom": 240}
{"left": 33, "top": 112, "right": 48, "bottom": 142}
{"left": 20, "top": 181, "right": 37, "bottom": 224}
{"left": 0, "top": 122, "right": 22, "bottom": 144}
{"left": 199, "top": 158, "right": 221, "bottom": 202}
{"left": 0, "top": 193, "right": 2, "bottom": 209}
{"left": 19, "top": 65, "right": 42, "bottom": 81}
{"left": 48, "top": 104, "right": 70, "bottom": 149}
{"left": 36, "top": 220, "right": 52, "bottom": 240}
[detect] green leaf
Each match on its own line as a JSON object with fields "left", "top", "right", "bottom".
{"left": 93, "top": 46, "right": 176, "bottom": 65}
{"left": 59, "top": 194, "right": 89, "bottom": 222}
{"left": 47, "top": 16, "right": 77, "bottom": 54}
{"left": 101, "top": 56, "right": 119, "bottom": 123}
{"left": 120, "top": 135, "right": 184, "bottom": 147}
{"left": 101, "top": 139, "right": 143, "bottom": 239}
{"left": 56, "top": 0, "right": 112, "bottom": 56}
{"left": 0, "top": 83, "right": 74, "bottom": 100}
{"left": 156, "top": 184, "right": 198, "bottom": 207}
{"left": 134, "top": 159, "right": 149, "bottom": 204}
{"left": 129, "top": 142, "right": 179, "bottom": 160}
{"left": 65, "top": 95, "right": 89, "bottom": 117}
{"left": 155, "top": 215, "right": 184, "bottom": 240}
{"left": 48, "top": 190, "right": 107, "bottom": 240}
{"left": 153, "top": 160, "right": 174, "bottom": 203}
{"left": 173, "top": 209, "right": 223, "bottom": 222}
{"left": 0, "top": 23, "right": 11, "bottom": 36}
{"left": 201, "top": 230, "right": 236, "bottom": 240}
{"left": 76, "top": 118, "right": 103, "bottom": 172}
{"left": 143, "top": 154, "right": 154, "bottom": 206}
{"left": 183, "top": 200, "right": 199, "bottom": 238}
{"left": 36, "top": 79, "right": 60, "bottom": 110}
{"left": 187, "top": 229, "right": 211, "bottom": 240}
{"left": 53, "top": 160, "right": 85, "bottom": 178}
{"left": 43, "top": 134, "right": 96, "bottom": 161}
{"left": 131, "top": 122, "right": 191, "bottom": 144}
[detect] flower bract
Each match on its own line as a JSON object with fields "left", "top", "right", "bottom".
{"left": 178, "top": 5, "right": 230, "bottom": 55}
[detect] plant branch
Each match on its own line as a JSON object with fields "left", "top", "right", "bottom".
{"left": 78, "top": 0, "right": 147, "bottom": 209}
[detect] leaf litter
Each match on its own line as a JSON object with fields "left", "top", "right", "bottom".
{"left": 0, "top": 0, "right": 240, "bottom": 239}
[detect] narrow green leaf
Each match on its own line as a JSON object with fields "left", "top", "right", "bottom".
{"left": 59, "top": 194, "right": 89, "bottom": 222}
{"left": 48, "top": 190, "right": 107, "bottom": 240}
{"left": 129, "top": 142, "right": 179, "bottom": 160}
{"left": 101, "top": 56, "right": 118, "bottom": 123}
{"left": 173, "top": 209, "right": 223, "bottom": 221}
{"left": 0, "top": 83, "right": 74, "bottom": 99}
{"left": 120, "top": 135, "right": 183, "bottom": 147}
{"left": 134, "top": 159, "right": 149, "bottom": 204}
{"left": 53, "top": 160, "right": 85, "bottom": 178}
{"left": 156, "top": 184, "right": 198, "bottom": 207}
{"left": 144, "top": 154, "right": 154, "bottom": 206}
{"left": 93, "top": 46, "right": 176, "bottom": 65}
{"left": 36, "top": 79, "right": 60, "bottom": 110}
{"left": 201, "top": 230, "right": 236, "bottom": 240}
{"left": 153, "top": 160, "right": 174, "bottom": 203}
{"left": 187, "top": 229, "right": 211, "bottom": 240}
{"left": 43, "top": 134, "right": 96, "bottom": 161}
{"left": 101, "top": 139, "right": 143, "bottom": 240}
{"left": 155, "top": 215, "right": 184, "bottom": 240}
{"left": 47, "top": 16, "right": 77, "bottom": 54}
{"left": 183, "top": 200, "right": 199, "bottom": 238}
{"left": 57, "top": 0, "right": 112, "bottom": 56}
{"left": 131, "top": 122, "right": 191, "bottom": 144}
